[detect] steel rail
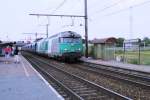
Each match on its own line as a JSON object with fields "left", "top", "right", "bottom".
{"left": 83, "top": 62, "right": 150, "bottom": 78}
{"left": 77, "top": 63, "right": 150, "bottom": 89}
{"left": 25, "top": 55, "right": 83, "bottom": 100}
{"left": 82, "top": 62, "right": 150, "bottom": 83}
{"left": 25, "top": 53, "right": 132, "bottom": 100}
{"left": 44, "top": 60, "right": 150, "bottom": 89}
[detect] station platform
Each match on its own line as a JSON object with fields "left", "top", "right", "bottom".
{"left": 0, "top": 55, "right": 64, "bottom": 100}
{"left": 80, "top": 57, "right": 150, "bottom": 73}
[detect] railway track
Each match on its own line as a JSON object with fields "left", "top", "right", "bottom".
{"left": 23, "top": 52, "right": 131, "bottom": 100}
{"left": 22, "top": 52, "right": 150, "bottom": 99}
{"left": 82, "top": 62, "right": 150, "bottom": 82}
{"left": 78, "top": 63, "right": 150, "bottom": 89}
{"left": 49, "top": 60, "right": 150, "bottom": 89}
{"left": 49, "top": 61, "right": 150, "bottom": 100}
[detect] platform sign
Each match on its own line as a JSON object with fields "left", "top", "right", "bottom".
{"left": 123, "top": 39, "right": 141, "bottom": 50}
{"left": 123, "top": 39, "right": 141, "bottom": 64}
{"left": 124, "top": 39, "right": 140, "bottom": 43}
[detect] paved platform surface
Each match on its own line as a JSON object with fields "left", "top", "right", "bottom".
{"left": 0, "top": 55, "right": 64, "bottom": 100}
{"left": 80, "top": 57, "right": 150, "bottom": 73}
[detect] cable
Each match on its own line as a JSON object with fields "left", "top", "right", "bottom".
{"left": 68, "top": 0, "right": 82, "bottom": 14}
{"left": 104, "top": 0, "right": 150, "bottom": 17}
{"left": 38, "top": 0, "right": 67, "bottom": 29}
{"left": 90, "top": 0, "right": 150, "bottom": 22}
{"left": 44, "top": 0, "right": 68, "bottom": 14}
{"left": 50, "top": 0, "right": 67, "bottom": 14}
{"left": 90, "top": 0, "right": 125, "bottom": 15}
{"left": 50, "top": 0, "right": 84, "bottom": 29}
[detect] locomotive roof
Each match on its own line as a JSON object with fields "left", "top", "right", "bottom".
{"left": 48, "top": 31, "right": 81, "bottom": 39}
{"left": 32, "top": 31, "right": 81, "bottom": 44}
{"left": 60, "top": 31, "right": 81, "bottom": 38}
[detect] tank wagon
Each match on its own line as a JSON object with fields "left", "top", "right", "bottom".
{"left": 23, "top": 31, "right": 83, "bottom": 61}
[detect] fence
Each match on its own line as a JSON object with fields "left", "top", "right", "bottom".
{"left": 83, "top": 43, "right": 150, "bottom": 65}
{"left": 114, "top": 46, "right": 150, "bottom": 65}
{"left": 83, "top": 43, "right": 116, "bottom": 60}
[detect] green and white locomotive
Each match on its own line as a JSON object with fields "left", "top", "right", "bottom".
{"left": 24, "top": 31, "right": 83, "bottom": 61}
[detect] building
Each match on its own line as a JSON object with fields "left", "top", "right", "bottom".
{"left": 91, "top": 37, "right": 117, "bottom": 60}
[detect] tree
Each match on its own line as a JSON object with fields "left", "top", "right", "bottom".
{"left": 116, "top": 38, "right": 125, "bottom": 47}
{"left": 0, "top": 40, "right": 2, "bottom": 43}
{"left": 82, "top": 39, "right": 85, "bottom": 44}
{"left": 143, "top": 37, "right": 150, "bottom": 46}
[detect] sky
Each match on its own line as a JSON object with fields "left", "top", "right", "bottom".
{"left": 0, "top": 0, "right": 150, "bottom": 41}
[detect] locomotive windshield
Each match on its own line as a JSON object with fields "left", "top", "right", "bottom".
{"left": 60, "top": 37, "right": 81, "bottom": 43}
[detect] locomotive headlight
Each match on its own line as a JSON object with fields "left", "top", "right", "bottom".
{"left": 64, "top": 48, "right": 68, "bottom": 51}
{"left": 78, "top": 48, "right": 81, "bottom": 51}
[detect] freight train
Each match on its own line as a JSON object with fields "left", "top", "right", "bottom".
{"left": 23, "top": 31, "right": 83, "bottom": 61}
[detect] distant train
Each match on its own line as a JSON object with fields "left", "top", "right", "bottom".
{"left": 23, "top": 31, "right": 83, "bottom": 61}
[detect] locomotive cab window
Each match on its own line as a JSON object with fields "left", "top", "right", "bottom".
{"left": 60, "top": 37, "right": 81, "bottom": 43}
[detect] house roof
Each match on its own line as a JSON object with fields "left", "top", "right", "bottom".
{"left": 91, "top": 37, "right": 117, "bottom": 44}
{"left": 0, "top": 42, "right": 14, "bottom": 47}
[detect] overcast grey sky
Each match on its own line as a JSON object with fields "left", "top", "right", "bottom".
{"left": 0, "top": 0, "right": 150, "bottom": 41}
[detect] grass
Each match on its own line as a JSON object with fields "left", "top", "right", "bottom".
{"left": 115, "top": 50, "right": 150, "bottom": 65}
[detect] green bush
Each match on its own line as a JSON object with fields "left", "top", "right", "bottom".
{"left": 89, "top": 46, "right": 94, "bottom": 56}
{"left": 115, "top": 50, "right": 124, "bottom": 54}
{"left": 129, "top": 59, "right": 139, "bottom": 64}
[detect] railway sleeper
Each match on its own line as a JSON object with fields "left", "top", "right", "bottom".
{"left": 67, "top": 83, "right": 86, "bottom": 87}
{"left": 65, "top": 84, "right": 86, "bottom": 88}
{"left": 72, "top": 87, "right": 92, "bottom": 91}
{"left": 64, "top": 81, "right": 80, "bottom": 85}
{"left": 65, "top": 98, "right": 72, "bottom": 100}
{"left": 74, "top": 90, "right": 97, "bottom": 93}
{"left": 79, "top": 92, "right": 98, "bottom": 97}
{"left": 85, "top": 95, "right": 109, "bottom": 100}
{"left": 76, "top": 91, "right": 98, "bottom": 96}
{"left": 69, "top": 82, "right": 82, "bottom": 86}
{"left": 72, "top": 87, "right": 90, "bottom": 91}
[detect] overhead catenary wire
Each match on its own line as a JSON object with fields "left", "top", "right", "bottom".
{"left": 38, "top": 0, "right": 67, "bottom": 25}
{"left": 30, "top": 0, "right": 84, "bottom": 26}
{"left": 90, "top": 0, "right": 125, "bottom": 15}
{"left": 90, "top": 0, "right": 150, "bottom": 21}
{"left": 104, "top": 0, "right": 150, "bottom": 17}
{"left": 49, "top": 0, "right": 84, "bottom": 28}
{"left": 39, "top": 0, "right": 68, "bottom": 37}
{"left": 46, "top": 0, "right": 83, "bottom": 27}
{"left": 50, "top": 0, "right": 68, "bottom": 14}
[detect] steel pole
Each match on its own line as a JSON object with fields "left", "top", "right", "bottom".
{"left": 46, "top": 24, "right": 49, "bottom": 38}
{"left": 84, "top": 0, "right": 88, "bottom": 58}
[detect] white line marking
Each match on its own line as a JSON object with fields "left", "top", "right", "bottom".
{"left": 21, "top": 59, "right": 30, "bottom": 77}
{"left": 21, "top": 55, "right": 64, "bottom": 100}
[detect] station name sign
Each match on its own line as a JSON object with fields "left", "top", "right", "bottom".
{"left": 123, "top": 39, "right": 141, "bottom": 49}
{"left": 124, "top": 39, "right": 141, "bottom": 43}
